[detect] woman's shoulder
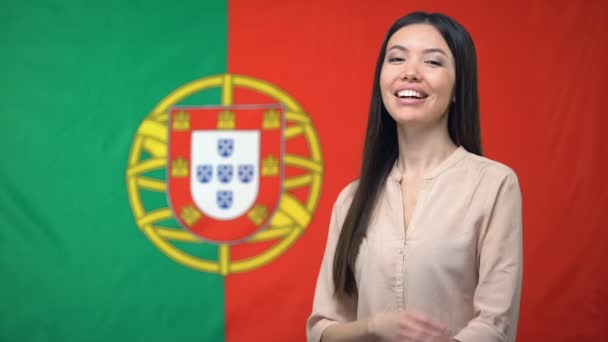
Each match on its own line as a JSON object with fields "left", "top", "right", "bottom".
{"left": 460, "top": 148, "right": 519, "bottom": 184}
{"left": 332, "top": 179, "right": 360, "bottom": 212}
{"left": 458, "top": 150, "right": 522, "bottom": 213}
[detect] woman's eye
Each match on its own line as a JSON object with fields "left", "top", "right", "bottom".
{"left": 426, "top": 60, "right": 443, "bottom": 66}
{"left": 388, "top": 57, "right": 405, "bottom": 63}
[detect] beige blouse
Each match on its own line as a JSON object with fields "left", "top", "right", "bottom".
{"left": 307, "top": 146, "right": 523, "bottom": 342}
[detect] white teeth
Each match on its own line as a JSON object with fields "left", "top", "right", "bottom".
{"left": 397, "top": 90, "right": 423, "bottom": 98}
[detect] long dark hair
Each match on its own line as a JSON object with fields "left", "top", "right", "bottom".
{"left": 332, "top": 12, "right": 483, "bottom": 297}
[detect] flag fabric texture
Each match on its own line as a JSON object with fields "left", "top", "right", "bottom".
{"left": 1, "top": 0, "right": 607, "bottom": 341}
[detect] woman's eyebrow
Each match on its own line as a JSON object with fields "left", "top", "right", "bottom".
{"left": 387, "top": 44, "right": 448, "bottom": 57}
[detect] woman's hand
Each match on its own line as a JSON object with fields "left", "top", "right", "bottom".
{"left": 367, "top": 311, "right": 450, "bottom": 342}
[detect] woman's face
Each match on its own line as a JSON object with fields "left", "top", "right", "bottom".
{"left": 380, "top": 24, "right": 456, "bottom": 127}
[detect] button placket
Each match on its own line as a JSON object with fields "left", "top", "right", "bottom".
{"left": 394, "top": 241, "right": 406, "bottom": 310}
{"left": 393, "top": 244, "right": 403, "bottom": 289}
{"left": 401, "top": 241, "right": 407, "bottom": 309}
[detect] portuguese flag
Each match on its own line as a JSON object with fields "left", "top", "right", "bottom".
{"left": 2, "top": 0, "right": 607, "bottom": 341}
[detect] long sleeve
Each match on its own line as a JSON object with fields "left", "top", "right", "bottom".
{"left": 306, "top": 185, "right": 358, "bottom": 342}
{"left": 453, "top": 169, "right": 523, "bottom": 342}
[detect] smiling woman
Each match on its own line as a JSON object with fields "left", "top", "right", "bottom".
{"left": 380, "top": 24, "right": 456, "bottom": 126}
{"left": 307, "top": 11, "right": 522, "bottom": 342}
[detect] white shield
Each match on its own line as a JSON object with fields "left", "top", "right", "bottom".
{"left": 190, "top": 130, "right": 260, "bottom": 220}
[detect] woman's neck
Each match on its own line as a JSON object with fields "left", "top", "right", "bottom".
{"left": 395, "top": 119, "right": 457, "bottom": 180}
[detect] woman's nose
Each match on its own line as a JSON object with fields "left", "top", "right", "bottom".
{"left": 401, "top": 69, "right": 421, "bottom": 81}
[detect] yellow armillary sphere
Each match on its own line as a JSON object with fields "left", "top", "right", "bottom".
{"left": 125, "top": 74, "right": 323, "bottom": 275}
